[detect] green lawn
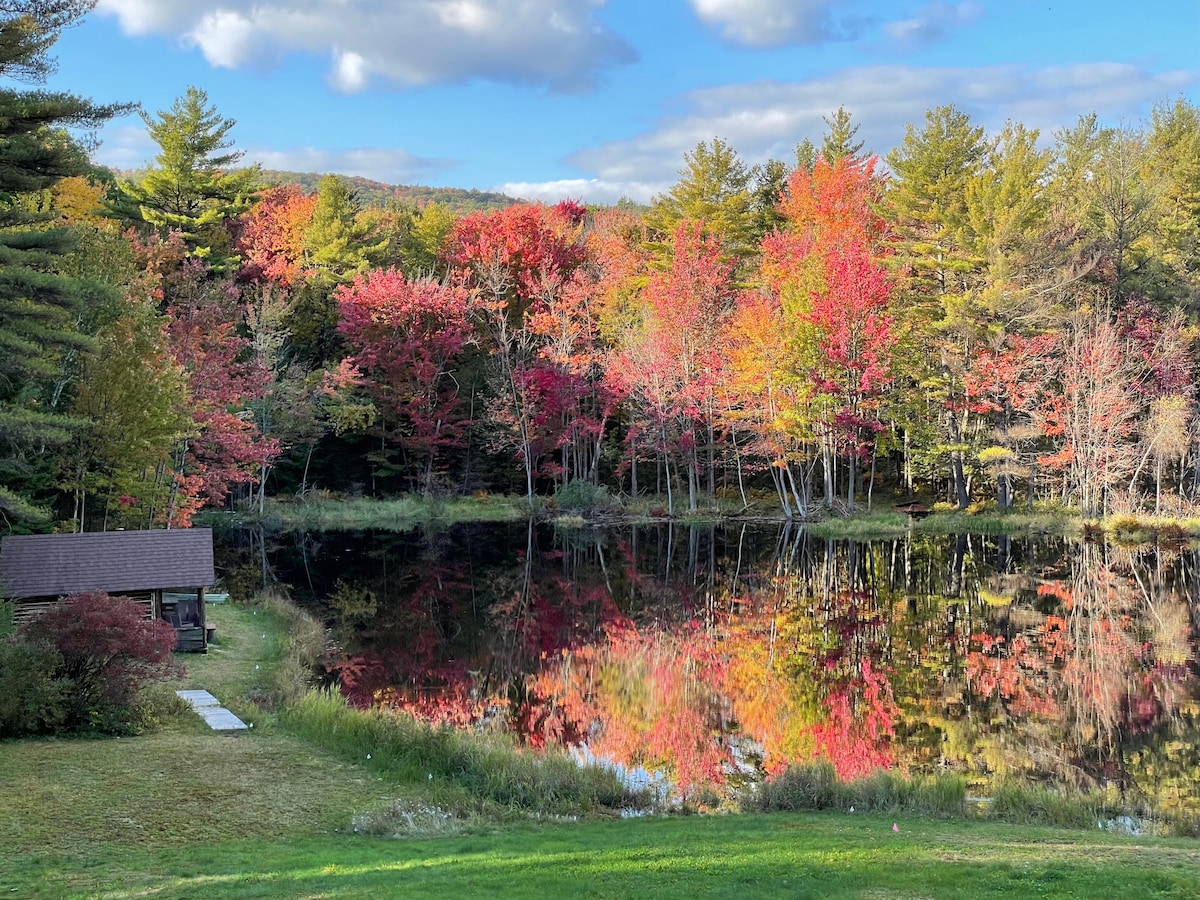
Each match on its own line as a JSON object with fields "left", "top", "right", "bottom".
{"left": 6, "top": 814, "right": 1199, "bottom": 898}
{"left": 2, "top": 602, "right": 1198, "bottom": 899}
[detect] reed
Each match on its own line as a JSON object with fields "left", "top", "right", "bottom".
{"left": 281, "top": 689, "right": 646, "bottom": 817}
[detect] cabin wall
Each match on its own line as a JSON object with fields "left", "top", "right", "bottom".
{"left": 6, "top": 590, "right": 206, "bottom": 655}
{"left": 9, "top": 590, "right": 156, "bottom": 628}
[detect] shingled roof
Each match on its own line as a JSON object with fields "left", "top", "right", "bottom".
{"left": 0, "top": 529, "right": 215, "bottom": 600}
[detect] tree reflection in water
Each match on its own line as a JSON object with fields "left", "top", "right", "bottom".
{"left": 230, "top": 522, "right": 1198, "bottom": 814}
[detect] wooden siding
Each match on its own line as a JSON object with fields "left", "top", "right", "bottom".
{"left": 10, "top": 590, "right": 156, "bottom": 628}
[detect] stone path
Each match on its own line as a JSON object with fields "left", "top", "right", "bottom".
{"left": 176, "top": 689, "right": 248, "bottom": 731}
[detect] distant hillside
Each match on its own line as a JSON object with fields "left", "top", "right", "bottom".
{"left": 257, "top": 170, "right": 520, "bottom": 213}
{"left": 104, "top": 166, "right": 642, "bottom": 214}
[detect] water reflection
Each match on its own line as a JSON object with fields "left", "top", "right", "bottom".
{"left": 226, "top": 523, "right": 1199, "bottom": 812}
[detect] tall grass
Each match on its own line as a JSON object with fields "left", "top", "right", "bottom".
{"left": 913, "top": 508, "right": 1073, "bottom": 536}
{"left": 988, "top": 779, "right": 1115, "bottom": 829}
{"left": 261, "top": 494, "right": 529, "bottom": 531}
{"left": 745, "top": 764, "right": 1163, "bottom": 831}
{"left": 243, "top": 586, "right": 327, "bottom": 710}
{"left": 745, "top": 762, "right": 967, "bottom": 818}
{"left": 806, "top": 513, "right": 910, "bottom": 539}
{"left": 281, "top": 689, "right": 646, "bottom": 817}
{"left": 1102, "top": 512, "right": 1200, "bottom": 545}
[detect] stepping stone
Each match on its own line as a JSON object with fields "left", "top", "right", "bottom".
{"left": 176, "top": 689, "right": 248, "bottom": 731}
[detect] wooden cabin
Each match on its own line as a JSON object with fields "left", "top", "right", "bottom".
{"left": 0, "top": 528, "right": 216, "bottom": 652}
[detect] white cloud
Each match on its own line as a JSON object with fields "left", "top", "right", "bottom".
{"left": 90, "top": 123, "right": 159, "bottom": 171}
{"left": 330, "top": 50, "right": 370, "bottom": 93}
{"left": 94, "top": 0, "right": 636, "bottom": 92}
{"left": 189, "top": 10, "right": 263, "bottom": 68}
{"left": 499, "top": 177, "right": 669, "bottom": 205}
{"left": 95, "top": 0, "right": 193, "bottom": 33}
{"left": 687, "top": 0, "right": 851, "bottom": 47}
{"left": 687, "top": 0, "right": 987, "bottom": 50}
{"left": 564, "top": 62, "right": 1197, "bottom": 190}
{"left": 885, "top": 2, "right": 982, "bottom": 49}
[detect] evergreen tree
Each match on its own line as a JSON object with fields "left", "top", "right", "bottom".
{"left": 1147, "top": 98, "right": 1200, "bottom": 298}
{"left": 750, "top": 157, "right": 790, "bottom": 241}
{"left": 1049, "top": 114, "right": 1109, "bottom": 230}
{"left": 820, "top": 106, "right": 866, "bottom": 162}
{"left": 885, "top": 105, "right": 987, "bottom": 509}
{"left": 963, "top": 121, "right": 1056, "bottom": 330}
{"left": 303, "top": 174, "right": 385, "bottom": 282}
{"left": 886, "top": 105, "right": 986, "bottom": 301}
{"left": 111, "top": 86, "right": 260, "bottom": 266}
{"left": 401, "top": 202, "right": 457, "bottom": 279}
{"left": 282, "top": 175, "right": 386, "bottom": 367}
{"left": 0, "top": 0, "right": 128, "bottom": 528}
{"left": 646, "top": 138, "right": 757, "bottom": 264}
{"left": 794, "top": 138, "right": 817, "bottom": 171}
{"left": 1090, "top": 125, "right": 1157, "bottom": 299}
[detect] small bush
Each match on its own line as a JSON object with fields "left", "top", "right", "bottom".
{"left": 553, "top": 479, "right": 613, "bottom": 514}
{"left": 13, "top": 592, "right": 179, "bottom": 735}
{"left": 0, "top": 638, "right": 69, "bottom": 737}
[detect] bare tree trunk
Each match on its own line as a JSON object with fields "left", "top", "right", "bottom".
{"left": 867, "top": 450, "right": 876, "bottom": 511}
{"left": 772, "top": 466, "right": 792, "bottom": 519}
{"left": 947, "top": 409, "right": 969, "bottom": 509}
{"left": 822, "top": 439, "right": 834, "bottom": 510}
{"left": 846, "top": 453, "right": 857, "bottom": 514}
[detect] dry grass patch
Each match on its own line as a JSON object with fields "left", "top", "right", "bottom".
{"left": 0, "top": 731, "right": 388, "bottom": 855}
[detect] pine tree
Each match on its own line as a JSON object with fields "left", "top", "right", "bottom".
{"left": 819, "top": 106, "right": 866, "bottom": 162}
{"left": 885, "top": 105, "right": 987, "bottom": 509}
{"left": 0, "top": 0, "right": 129, "bottom": 528}
{"left": 794, "top": 138, "right": 817, "bottom": 171}
{"left": 1147, "top": 98, "right": 1200, "bottom": 295}
{"left": 111, "top": 86, "right": 260, "bottom": 266}
{"left": 303, "top": 174, "right": 386, "bottom": 282}
{"left": 646, "top": 138, "right": 757, "bottom": 265}
{"left": 886, "top": 105, "right": 986, "bottom": 301}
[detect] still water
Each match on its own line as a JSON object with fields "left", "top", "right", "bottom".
{"left": 226, "top": 522, "right": 1200, "bottom": 813}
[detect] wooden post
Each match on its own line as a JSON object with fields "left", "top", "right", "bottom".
{"left": 197, "top": 587, "right": 207, "bottom": 652}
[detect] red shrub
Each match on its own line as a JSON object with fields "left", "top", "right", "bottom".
{"left": 19, "top": 591, "right": 179, "bottom": 734}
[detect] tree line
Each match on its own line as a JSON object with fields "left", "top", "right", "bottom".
{"left": 2, "top": 2, "right": 1199, "bottom": 532}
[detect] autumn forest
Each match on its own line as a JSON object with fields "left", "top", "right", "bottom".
{"left": 3, "top": 9, "right": 1200, "bottom": 534}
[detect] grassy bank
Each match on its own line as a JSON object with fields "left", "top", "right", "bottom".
{"left": 253, "top": 494, "right": 530, "bottom": 531}
{"left": 213, "top": 491, "right": 1200, "bottom": 545}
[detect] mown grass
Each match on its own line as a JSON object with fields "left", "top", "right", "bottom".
{"left": 7, "top": 813, "right": 1200, "bottom": 898}
{"left": 0, "top": 602, "right": 389, "bottom": 849}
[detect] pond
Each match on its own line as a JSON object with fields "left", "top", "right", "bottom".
{"left": 221, "top": 522, "right": 1200, "bottom": 814}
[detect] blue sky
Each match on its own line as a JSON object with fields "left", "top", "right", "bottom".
{"left": 48, "top": 1, "right": 1199, "bottom": 204}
